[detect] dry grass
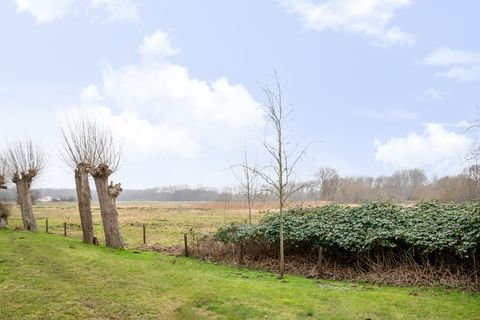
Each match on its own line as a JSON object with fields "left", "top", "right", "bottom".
{"left": 6, "top": 200, "right": 275, "bottom": 247}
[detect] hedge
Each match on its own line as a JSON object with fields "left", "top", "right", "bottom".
{"left": 214, "top": 201, "right": 480, "bottom": 257}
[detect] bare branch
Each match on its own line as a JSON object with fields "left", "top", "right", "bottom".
{"left": 231, "top": 147, "right": 261, "bottom": 223}
{"left": 257, "top": 70, "right": 310, "bottom": 206}
{"left": 6, "top": 139, "right": 46, "bottom": 184}
{"left": 60, "top": 112, "right": 122, "bottom": 177}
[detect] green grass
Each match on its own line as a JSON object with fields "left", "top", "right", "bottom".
{"left": 1, "top": 229, "right": 479, "bottom": 319}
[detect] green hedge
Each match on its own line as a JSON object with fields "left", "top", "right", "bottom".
{"left": 214, "top": 201, "right": 480, "bottom": 257}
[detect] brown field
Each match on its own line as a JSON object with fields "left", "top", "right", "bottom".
{"left": 7, "top": 200, "right": 318, "bottom": 248}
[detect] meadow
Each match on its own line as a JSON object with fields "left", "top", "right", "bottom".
{"left": 6, "top": 201, "right": 272, "bottom": 248}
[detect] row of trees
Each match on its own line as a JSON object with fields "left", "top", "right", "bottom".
{"left": 0, "top": 117, "right": 125, "bottom": 248}
{"left": 297, "top": 166, "right": 480, "bottom": 203}
{"left": 3, "top": 166, "right": 480, "bottom": 204}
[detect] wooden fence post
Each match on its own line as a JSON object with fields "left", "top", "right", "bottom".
{"left": 184, "top": 233, "right": 189, "bottom": 257}
{"left": 45, "top": 218, "right": 49, "bottom": 233}
{"left": 317, "top": 247, "right": 323, "bottom": 272}
{"left": 239, "top": 241, "right": 244, "bottom": 265}
{"left": 143, "top": 224, "right": 146, "bottom": 245}
{"left": 64, "top": 222, "right": 67, "bottom": 237}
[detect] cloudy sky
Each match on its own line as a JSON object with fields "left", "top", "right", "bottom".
{"left": 0, "top": 0, "right": 478, "bottom": 189}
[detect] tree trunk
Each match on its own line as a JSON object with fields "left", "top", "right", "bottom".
{"left": 75, "top": 165, "right": 94, "bottom": 244}
{"left": 279, "top": 203, "right": 285, "bottom": 277}
{"left": 15, "top": 179, "right": 37, "bottom": 231}
{"left": 92, "top": 165, "right": 124, "bottom": 248}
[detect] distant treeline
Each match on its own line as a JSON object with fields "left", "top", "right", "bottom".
{"left": 1, "top": 167, "right": 479, "bottom": 203}
{"left": 0, "top": 186, "right": 243, "bottom": 202}
{"left": 300, "top": 167, "right": 480, "bottom": 203}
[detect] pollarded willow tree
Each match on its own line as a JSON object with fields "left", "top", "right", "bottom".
{"left": 61, "top": 116, "right": 101, "bottom": 244}
{"left": 0, "top": 154, "right": 7, "bottom": 190}
{"left": 0, "top": 155, "right": 8, "bottom": 228}
{"left": 6, "top": 139, "right": 46, "bottom": 231}
{"left": 88, "top": 127, "right": 125, "bottom": 249}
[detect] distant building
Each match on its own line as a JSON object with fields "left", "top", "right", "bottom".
{"left": 38, "top": 196, "right": 53, "bottom": 202}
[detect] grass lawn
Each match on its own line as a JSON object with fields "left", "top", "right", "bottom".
{"left": 1, "top": 229, "right": 479, "bottom": 319}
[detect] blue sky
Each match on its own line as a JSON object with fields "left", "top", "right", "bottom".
{"left": 0, "top": 0, "right": 479, "bottom": 189}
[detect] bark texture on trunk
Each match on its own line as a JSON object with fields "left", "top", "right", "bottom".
{"left": 75, "top": 164, "right": 94, "bottom": 244}
{"left": 91, "top": 164, "right": 124, "bottom": 249}
{"left": 279, "top": 205, "right": 285, "bottom": 277}
{"left": 0, "top": 175, "right": 6, "bottom": 190}
{"left": 13, "top": 176, "right": 37, "bottom": 231}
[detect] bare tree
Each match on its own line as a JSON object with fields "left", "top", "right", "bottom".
{"left": 232, "top": 147, "right": 259, "bottom": 224}
{"left": 255, "top": 71, "right": 310, "bottom": 278}
{"left": 61, "top": 116, "right": 102, "bottom": 244}
{"left": 88, "top": 127, "right": 125, "bottom": 249}
{"left": 5, "top": 139, "right": 46, "bottom": 231}
{"left": 221, "top": 187, "right": 233, "bottom": 224}
{"left": 314, "top": 167, "right": 339, "bottom": 201}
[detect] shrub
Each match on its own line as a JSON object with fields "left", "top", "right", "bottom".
{"left": 0, "top": 202, "right": 11, "bottom": 225}
{"left": 214, "top": 201, "right": 480, "bottom": 257}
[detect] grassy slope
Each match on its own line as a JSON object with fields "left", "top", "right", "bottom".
{"left": 0, "top": 230, "right": 479, "bottom": 320}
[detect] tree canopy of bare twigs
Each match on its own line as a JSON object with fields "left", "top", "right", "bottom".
{"left": 315, "top": 167, "right": 340, "bottom": 201}
{"left": 6, "top": 139, "right": 46, "bottom": 183}
{"left": 254, "top": 70, "right": 311, "bottom": 277}
{"left": 231, "top": 147, "right": 259, "bottom": 224}
{"left": 61, "top": 115, "right": 120, "bottom": 174}
{"left": 61, "top": 115, "right": 103, "bottom": 169}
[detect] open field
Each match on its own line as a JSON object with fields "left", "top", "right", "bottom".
{"left": 1, "top": 229, "right": 480, "bottom": 319}
{"left": 6, "top": 201, "right": 277, "bottom": 247}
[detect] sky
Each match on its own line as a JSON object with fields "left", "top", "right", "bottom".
{"left": 0, "top": 0, "right": 479, "bottom": 189}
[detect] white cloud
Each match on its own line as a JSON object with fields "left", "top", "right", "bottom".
{"left": 89, "top": 0, "right": 138, "bottom": 23}
{"left": 424, "top": 47, "right": 480, "bottom": 82}
{"left": 424, "top": 47, "right": 480, "bottom": 66}
{"left": 375, "top": 123, "right": 472, "bottom": 175}
{"left": 62, "top": 106, "right": 201, "bottom": 157}
{"left": 15, "top": 0, "right": 75, "bottom": 23}
{"left": 454, "top": 121, "right": 472, "bottom": 129}
{"left": 67, "top": 30, "right": 263, "bottom": 159}
{"left": 14, "top": 0, "right": 138, "bottom": 23}
{"left": 80, "top": 84, "right": 103, "bottom": 103}
{"left": 139, "top": 31, "right": 180, "bottom": 61}
{"left": 281, "top": 0, "right": 415, "bottom": 46}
